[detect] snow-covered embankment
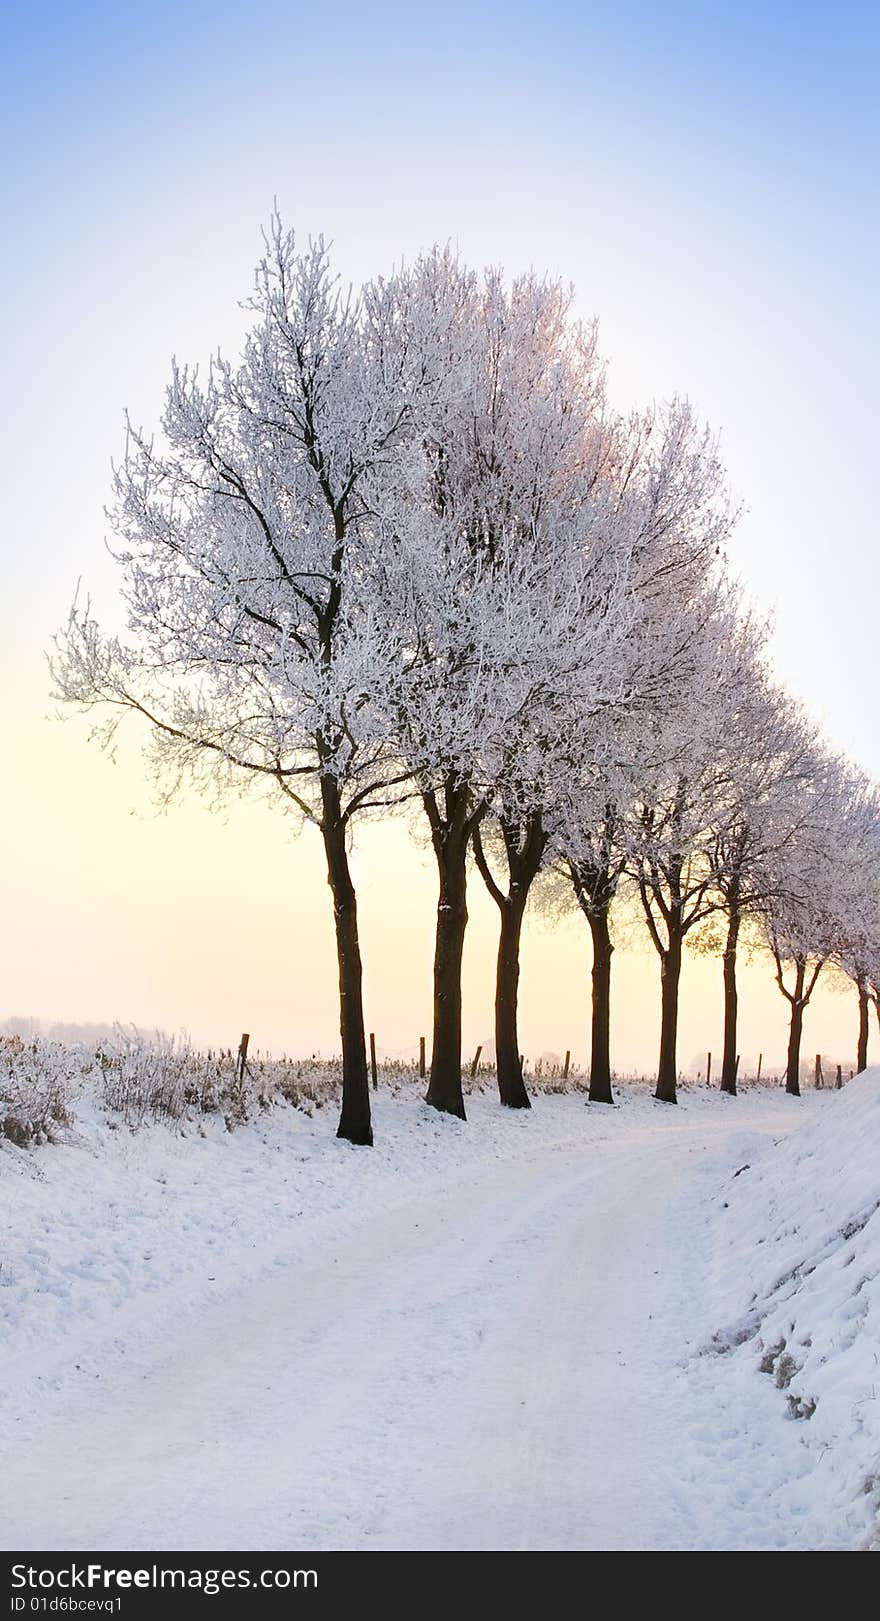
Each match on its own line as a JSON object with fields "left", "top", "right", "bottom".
{"left": 696, "top": 1067, "right": 880, "bottom": 1547}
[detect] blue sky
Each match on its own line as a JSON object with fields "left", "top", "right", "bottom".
{"left": 4, "top": 0, "right": 877, "bottom": 762}
{"left": 1, "top": 2, "right": 877, "bottom": 1057}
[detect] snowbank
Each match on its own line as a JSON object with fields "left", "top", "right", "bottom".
{"left": 699, "top": 1067, "right": 880, "bottom": 1547}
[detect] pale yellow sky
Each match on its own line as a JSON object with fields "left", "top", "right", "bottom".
{"left": 2, "top": 679, "right": 868, "bottom": 1076}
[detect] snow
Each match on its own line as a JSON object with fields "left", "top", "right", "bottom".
{"left": 1, "top": 1073, "right": 878, "bottom": 1550}
{"left": 695, "top": 1068, "right": 880, "bottom": 1545}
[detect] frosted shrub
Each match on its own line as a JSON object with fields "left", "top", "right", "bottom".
{"left": 1, "top": 1031, "right": 592, "bottom": 1144}
{"left": 0, "top": 1036, "right": 76, "bottom": 1146}
{"left": 98, "top": 1033, "right": 180, "bottom": 1125}
{"left": 274, "top": 1058, "right": 347, "bottom": 1112}
{"left": 98, "top": 1030, "right": 211, "bottom": 1125}
{"left": 97, "top": 1030, "right": 266, "bottom": 1127}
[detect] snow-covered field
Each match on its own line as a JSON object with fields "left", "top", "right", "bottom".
{"left": 1, "top": 1069, "right": 878, "bottom": 1550}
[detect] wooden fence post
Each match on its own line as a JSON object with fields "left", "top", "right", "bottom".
{"left": 756, "top": 1052, "right": 763, "bottom": 1082}
{"left": 836, "top": 1063, "right": 842, "bottom": 1089}
{"left": 706, "top": 1051, "right": 712, "bottom": 1086}
{"left": 369, "top": 1032, "right": 378, "bottom": 1091}
{"left": 735, "top": 1054, "right": 740, "bottom": 1079}
{"left": 419, "top": 1036, "right": 426, "bottom": 1079}
{"left": 470, "top": 1044, "right": 482, "bottom": 1079}
{"left": 237, "top": 1032, "right": 250, "bottom": 1085}
{"left": 563, "top": 1049, "right": 570, "bottom": 1080}
{"left": 815, "top": 1053, "right": 823, "bottom": 1088}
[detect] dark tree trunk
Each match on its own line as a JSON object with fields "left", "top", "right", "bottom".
{"left": 785, "top": 960, "right": 806, "bottom": 1097}
{"left": 857, "top": 977, "right": 869, "bottom": 1073}
{"left": 473, "top": 810, "right": 546, "bottom": 1111}
{"left": 569, "top": 848, "right": 620, "bottom": 1107}
{"left": 656, "top": 932, "right": 682, "bottom": 1104}
{"left": 495, "top": 890, "right": 530, "bottom": 1108}
{"left": 786, "top": 1003, "right": 804, "bottom": 1096}
{"left": 720, "top": 899, "right": 741, "bottom": 1095}
{"left": 320, "top": 777, "right": 372, "bottom": 1146}
{"left": 587, "top": 906, "right": 614, "bottom": 1104}
{"left": 424, "top": 784, "right": 469, "bottom": 1120}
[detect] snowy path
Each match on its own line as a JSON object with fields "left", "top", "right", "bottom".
{"left": 1, "top": 1095, "right": 815, "bottom": 1551}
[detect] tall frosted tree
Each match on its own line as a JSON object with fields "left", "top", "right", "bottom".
{"left": 549, "top": 402, "right": 739, "bottom": 1103}
{"left": 760, "top": 759, "right": 852, "bottom": 1096}
{"left": 471, "top": 550, "right": 636, "bottom": 1110}
{"left": 629, "top": 599, "right": 761, "bottom": 1103}
{"left": 387, "top": 259, "right": 621, "bottom": 1117}
{"left": 707, "top": 677, "right": 819, "bottom": 1094}
{"left": 53, "top": 218, "right": 444, "bottom": 1146}
{"left": 540, "top": 789, "right": 628, "bottom": 1105}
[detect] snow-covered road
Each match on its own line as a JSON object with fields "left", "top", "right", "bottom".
{"left": 0, "top": 1094, "right": 799, "bottom": 1549}
{"left": 2, "top": 1084, "right": 875, "bottom": 1549}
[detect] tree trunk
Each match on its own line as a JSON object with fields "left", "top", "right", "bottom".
{"left": 857, "top": 976, "right": 869, "bottom": 1073}
{"left": 784, "top": 958, "right": 807, "bottom": 1097}
{"left": 495, "top": 890, "right": 530, "bottom": 1108}
{"left": 720, "top": 901, "right": 740, "bottom": 1096}
{"left": 320, "top": 779, "right": 372, "bottom": 1146}
{"left": 425, "top": 792, "right": 469, "bottom": 1120}
{"left": 587, "top": 906, "right": 614, "bottom": 1104}
{"left": 786, "top": 1001, "right": 804, "bottom": 1096}
{"left": 656, "top": 933, "right": 682, "bottom": 1104}
{"left": 474, "top": 811, "right": 545, "bottom": 1111}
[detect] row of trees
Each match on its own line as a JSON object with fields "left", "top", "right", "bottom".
{"left": 54, "top": 218, "right": 880, "bottom": 1144}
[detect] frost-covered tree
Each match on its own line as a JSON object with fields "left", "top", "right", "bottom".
{"left": 390, "top": 510, "right": 624, "bottom": 1117}
{"left": 52, "top": 218, "right": 444, "bottom": 1146}
{"left": 827, "top": 774, "right": 880, "bottom": 1074}
{"left": 628, "top": 596, "right": 762, "bottom": 1104}
{"left": 470, "top": 397, "right": 738, "bottom": 1109}
{"left": 464, "top": 418, "right": 643, "bottom": 1109}
{"left": 759, "top": 758, "right": 855, "bottom": 1096}
{"left": 549, "top": 404, "right": 739, "bottom": 1104}
{"left": 530, "top": 709, "right": 642, "bottom": 1106}
{"left": 471, "top": 577, "right": 635, "bottom": 1111}
{"left": 707, "top": 677, "right": 820, "bottom": 1094}
{"left": 387, "top": 261, "right": 623, "bottom": 1118}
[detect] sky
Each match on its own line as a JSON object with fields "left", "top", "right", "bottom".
{"left": 1, "top": 1, "right": 877, "bottom": 1072}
